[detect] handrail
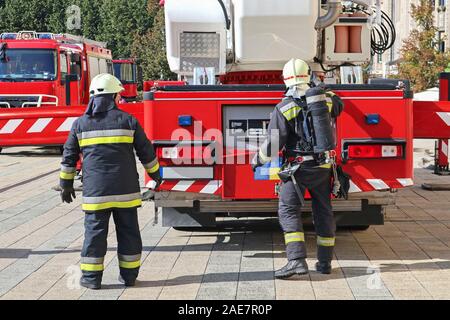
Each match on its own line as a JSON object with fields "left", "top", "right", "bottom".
{"left": 0, "top": 94, "right": 59, "bottom": 108}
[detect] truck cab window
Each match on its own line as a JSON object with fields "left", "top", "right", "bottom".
{"left": 0, "top": 49, "right": 57, "bottom": 81}
{"left": 113, "top": 63, "right": 136, "bottom": 83}
{"left": 60, "top": 52, "right": 68, "bottom": 80}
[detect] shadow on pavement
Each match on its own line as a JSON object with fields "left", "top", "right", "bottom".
{"left": 0, "top": 147, "right": 62, "bottom": 157}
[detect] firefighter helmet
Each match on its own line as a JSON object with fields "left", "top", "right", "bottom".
{"left": 89, "top": 73, "right": 124, "bottom": 96}
{"left": 283, "top": 59, "right": 311, "bottom": 88}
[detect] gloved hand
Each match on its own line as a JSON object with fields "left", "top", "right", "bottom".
{"left": 251, "top": 154, "right": 264, "bottom": 172}
{"left": 149, "top": 174, "right": 162, "bottom": 190}
{"left": 61, "top": 187, "right": 76, "bottom": 204}
{"left": 336, "top": 166, "right": 351, "bottom": 200}
{"left": 153, "top": 176, "right": 162, "bottom": 190}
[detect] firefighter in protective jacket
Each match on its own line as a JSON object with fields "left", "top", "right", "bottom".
{"left": 60, "top": 74, "right": 162, "bottom": 290}
{"left": 252, "top": 59, "right": 344, "bottom": 279}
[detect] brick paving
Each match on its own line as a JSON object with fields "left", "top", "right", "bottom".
{"left": 0, "top": 147, "right": 450, "bottom": 300}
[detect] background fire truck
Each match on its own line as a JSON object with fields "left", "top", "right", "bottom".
{"left": 113, "top": 59, "right": 139, "bottom": 102}
{"left": 0, "top": 31, "right": 143, "bottom": 152}
{"left": 0, "top": 31, "right": 113, "bottom": 108}
{"left": 144, "top": 0, "right": 450, "bottom": 229}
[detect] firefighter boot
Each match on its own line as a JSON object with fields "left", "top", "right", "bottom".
{"left": 118, "top": 275, "right": 136, "bottom": 287}
{"left": 275, "top": 259, "right": 309, "bottom": 279}
{"left": 316, "top": 261, "right": 332, "bottom": 275}
{"left": 80, "top": 278, "right": 101, "bottom": 290}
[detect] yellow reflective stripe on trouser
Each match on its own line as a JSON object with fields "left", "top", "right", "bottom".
{"left": 60, "top": 171, "right": 76, "bottom": 180}
{"left": 81, "top": 264, "right": 104, "bottom": 272}
{"left": 319, "top": 163, "right": 332, "bottom": 169}
{"left": 282, "top": 106, "right": 301, "bottom": 121}
{"left": 285, "top": 232, "right": 305, "bottom": 244}
{"left": 79, "top": 136, "right": 134, "bottom": 147}
{"left": 82, "top": 199, "right": 142, "bottom": 212}
{"left": 119, "top": 260, "right": 141, "bottom": 269}
{"left": 317, "top": 237, "right": 336, "bottom": 247}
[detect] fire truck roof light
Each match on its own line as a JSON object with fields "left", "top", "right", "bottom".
{"left": 1, "top": 33, "right": 17, "bottom": 40}
{"left": 38, "top": 33, "right": 54, "bottom": 39}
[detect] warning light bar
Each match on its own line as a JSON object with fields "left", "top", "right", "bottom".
{"left": 0, "top": 31, "right": 61, "bottom": 41}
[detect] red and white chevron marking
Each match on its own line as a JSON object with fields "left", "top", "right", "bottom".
{"left": 147, "top": 178, "right": 412, "bottom": 196}
{"left": 0, "top": 117, "right": 78, "bottom": 134}
{"left": 437, "top": 112, "right": 450, "bottom": 126}
{"left": 146, "top": 180, "right": 223, "bottom": 195}
{"left": 441, "top": 139, "right": 449, "bottom": 157}
{"left": 349, "top": 178, "right": 414, "bottom": 193}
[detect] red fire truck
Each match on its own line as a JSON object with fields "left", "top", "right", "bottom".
{"left": 143, "top": 0, "right": 450, "bottom": 228}
{"left": 0, "top": 31, "right": 113, "bottom": 107}
{"left": 0, "top": 31, "right": 143, "bottom": 151}
{"left": 113, "top": 59, "right": 139, "bottom": 102}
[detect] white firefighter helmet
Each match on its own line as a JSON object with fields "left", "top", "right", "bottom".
{"left": 283, "top": 59, "right": 311, "bottom": 88}
{"left": 89, "top": 73, "right": 125, "bottom": 96}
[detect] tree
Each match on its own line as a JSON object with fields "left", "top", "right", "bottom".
{"left": 132, "top": 1, "right": 176, "bottom": 80}
{"left": 0, "top": 0, "right": 170, "bottom": 80}
{"left": 98, "top": 0, "right": 152, "bottom": 58}
{"left": 397, "top": 0, "right": 450, "bottom": 92}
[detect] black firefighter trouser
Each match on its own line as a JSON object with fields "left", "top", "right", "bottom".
{"left": 80, "top": 208, "right": 143, "bottom": 285}
{"left": 278, "top": 167, "right": 336, "bottom": 263}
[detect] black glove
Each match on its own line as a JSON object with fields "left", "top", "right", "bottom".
{"left": 251, "top": 154, "right": 264, "bottom": 172}
{"left": 336, "top": 166, "right": 351, "bottom": 200}
{"left": 61, "top": 187, "right": 76, "bottom": 204}
{"left": 149, "top": 174, "right": 162, "bottom": 190}
{"left": 153, "top": 176, "right": 162, "bottom": 190}
{"left": 330, "top": 94, "right": 345, "bottom": 118}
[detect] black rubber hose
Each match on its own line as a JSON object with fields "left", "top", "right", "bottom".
{"left": 368, "top": 10, "right": 396, "bottom": 55}
{"left": 217, "top": 0, "right": 231, "bottom": 30}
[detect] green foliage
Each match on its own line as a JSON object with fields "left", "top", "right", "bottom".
{"left": 397, "top": 0, "right": 450, "bottom": 92}
{"left": 131, "top": 1, "right": 176, "bottom": 80}
{"left": 0, "top": 0, "right": 174, "bottom": 80}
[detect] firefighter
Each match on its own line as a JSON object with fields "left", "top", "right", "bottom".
{"left": 252, "top": 59, "right": 344, "bottom": 279}
{"left": 60, "top": 73, "right": 162, "bottom": 290}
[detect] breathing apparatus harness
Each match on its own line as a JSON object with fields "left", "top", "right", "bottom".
{"left": 277, "top": 86, "right": 350, "bottom": 201}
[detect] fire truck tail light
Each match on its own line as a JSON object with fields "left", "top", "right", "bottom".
{"left": 348, "top": 145, "right": 403, "bottom": 159}
{"left": 162, "top": 147, "right": 179, "bottom": 159}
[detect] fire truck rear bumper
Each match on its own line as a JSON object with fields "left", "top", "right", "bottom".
{"left": 154, "top": 191, "right": 394, "bottom": 228}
